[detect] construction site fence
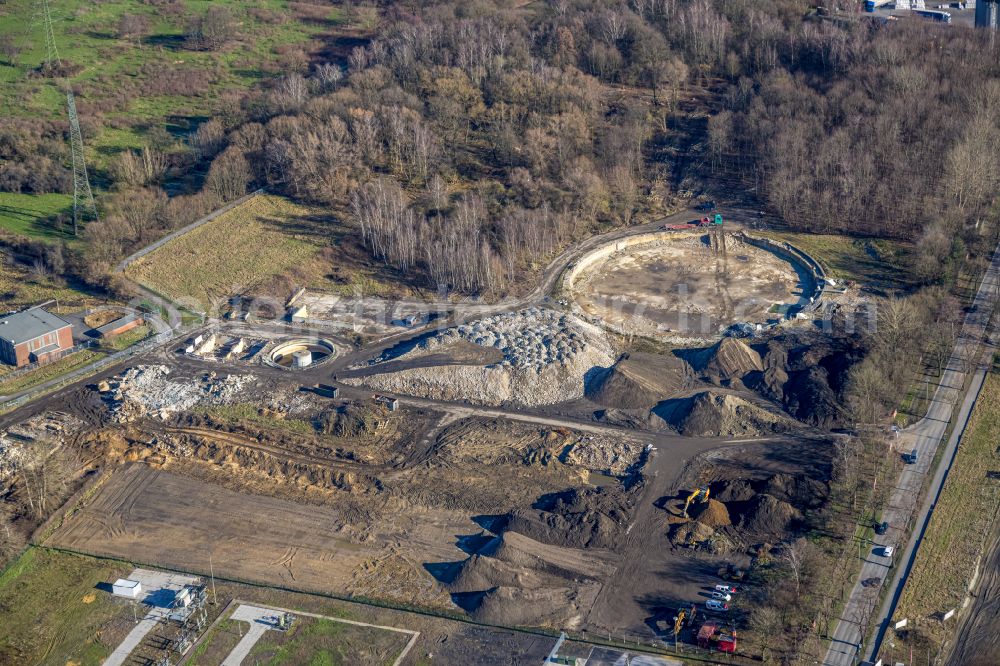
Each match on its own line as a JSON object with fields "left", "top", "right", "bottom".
{"left": 29, "top": 540, "right": 762, "bottom": 666}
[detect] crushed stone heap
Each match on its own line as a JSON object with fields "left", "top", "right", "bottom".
{"left": 346, "top": 308, "right": 616, "bottom": 407}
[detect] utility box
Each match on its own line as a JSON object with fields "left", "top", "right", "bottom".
{"left": 112, "top": 578, "right": 142, "bottom": 599}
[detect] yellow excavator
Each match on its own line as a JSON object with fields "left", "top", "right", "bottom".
{"left": 682, "top": 486, "right": 711, "bottom": 518}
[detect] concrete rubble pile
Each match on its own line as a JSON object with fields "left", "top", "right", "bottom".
{"left": 103, "top": 365, "right": 256, "bottom": 423}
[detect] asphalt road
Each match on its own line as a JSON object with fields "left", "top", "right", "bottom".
{"left": 823, "top": 241, "right": 1000, "bottom": 666}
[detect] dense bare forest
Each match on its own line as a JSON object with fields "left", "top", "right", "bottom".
{"left": 2, "top": 0, "right": 999, "bottom": 294}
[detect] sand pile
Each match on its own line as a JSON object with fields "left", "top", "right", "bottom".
{"left": 585, "top": 352, "right": 689, "bottom": 409}
{"left": 671, "top": 521, "right": 716, "bottom": 546}
{"left": 446, "top": 530, "right": 607, "bottom": 627}
{"left": 690, "top": 498, "right": 731, "bottom": 528}
{"left": 468, "top": 586, "right": 595, "bottom": 627}
{"left": 344, "top": 308, "right": 615, "bottom": 407}
{"left": 689, "top": 338, "right": 763, "bottom": 383}
{"left": 654, "top": 391, "right": 791, "bottom": 437}
{"left": 502, "top": 485, "right": 635, "bottom": 549}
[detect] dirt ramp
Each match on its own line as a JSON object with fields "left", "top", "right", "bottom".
{"left": 586, "top": 352, "right": 690, "bottom": 409}
{"left": 688, "top": 338, "right": 763, "bottom": 383}
{"left": 653, "top": 391, "right": 792, "bottom": 437}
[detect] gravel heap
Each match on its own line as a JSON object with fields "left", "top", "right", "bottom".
{"left": 349, "top": 309, "right": 615, "bottom": 407}
{"left": 104, "top": 365, "right": 256, "bottom": 422}
{"left": 416, "top": 308, "right": 604, "bottom": 370}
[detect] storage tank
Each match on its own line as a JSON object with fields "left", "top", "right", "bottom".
{"left": 293, "top": 350, "right": 312, "bottom": 368}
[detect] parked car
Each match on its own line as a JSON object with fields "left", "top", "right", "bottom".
{"left": 879, "top": 545, "right": 895, "bottom": 558}
{"left": 903, "top": 449, "right": 918, "bottom": 464}
{"left": 714, "top": 584, "right": 737, "bottom": 594}
{"left": 861, "top": 577, "right": 882, "bottom": 589}
{"left": 712, "top": 591, "right": 732, "bottom": 602}
{"left": 874, "top": 521, "right": 889, "bottom": 535}
{"left": 705, "top": 599, "right": 729, "bottom": 612}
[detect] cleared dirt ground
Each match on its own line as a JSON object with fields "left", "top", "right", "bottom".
{"left": 573, "top": 233, "right": 808, "bottom": 338}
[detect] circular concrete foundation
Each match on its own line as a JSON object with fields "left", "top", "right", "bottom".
{"left": 265, "top": 338, "right": 335, "bottom": 369}
{"left": 566, "top": 230, "right": 819, "bottom": 341}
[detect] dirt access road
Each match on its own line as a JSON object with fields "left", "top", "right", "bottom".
{"left": 822, "top": 241, "right": 1000, "bottom": 666}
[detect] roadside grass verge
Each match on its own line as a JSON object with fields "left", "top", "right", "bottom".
{"left": 0, "top": 547, "right": 132, "bottom": 666}
{"left": 896, "top": 366, "right": 1000, "bottom": 636}
{"left": 0, "top": 349, "right": 104, "bottom": 397}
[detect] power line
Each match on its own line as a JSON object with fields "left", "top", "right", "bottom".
{"left": 67, "top": 91, "right": 98, "bottom": 235}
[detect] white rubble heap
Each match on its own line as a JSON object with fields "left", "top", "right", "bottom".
{"left": 0, "top": 412, "right": 83, "bottom": 483}
{"left": 350, "top": 308, "right": 616, "bottom": 407}
{"left": 104, "top": 365, "right": 255, "bottom": 423}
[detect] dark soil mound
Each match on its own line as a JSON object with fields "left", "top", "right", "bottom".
{"left": 783, "top": 366, "right": 840, "bottom": 428}
{"left": 653, "top": 391, "right": 791, "bottom": 437}
{"left": 687, "top": 338, "right": 763, "bottom": 383}
{"left": 503, "top": 486, "right": 634, "bottom": 549}
{"left": 709, "top": 479, "right": 758, "bottom": 503}
{"left": 729, "top": 494, "right": 802, "bottom": 537}
{"left": 586, "top": 352, "right": 689, "bottom": 409}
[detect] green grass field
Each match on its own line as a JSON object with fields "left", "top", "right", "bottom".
{"left": 188, "top": 610, "right": 410, "bottom": 666}
{"left": 0, "top": 0, "right": 358, "bottom": 240}
{"left": 124, "top": 194, "right": 327, "bottom": 309}
{"left": 0, "top": 547, "right": 133, "bottom": 666}
{"left": 897, "top": 366, "right": 1000, "bottom": 630}
{"left": 0, "top": 192, "right": 74, "bottom": 240}
{"left": 102, "top": 323, "right": 152, "bottom": 351}
{"left": 248, "top": 616, "right": 410, "bottom": 666}
{"left": 761, "top": 231, "right": 918, "bottom": 290}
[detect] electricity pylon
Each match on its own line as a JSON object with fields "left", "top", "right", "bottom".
{"left": 33, "top": 0, "right": 61, "bottom": 69}
{"left": 67, "top": 91, "right": 98, "bottom": 235}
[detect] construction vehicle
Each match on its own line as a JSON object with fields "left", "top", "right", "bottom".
{"left": 696, "top": 622, "right": 717, "bottom": 648}
{"left": 673, "top": 609, "right": 686, "bottom": 637}
{"left": 717, "top": 629, "right": 737, "bottom": 653}
{"left": 682, "top": 486, "right": 710, "bottom": 517}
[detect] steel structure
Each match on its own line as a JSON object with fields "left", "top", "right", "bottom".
{"left": 67, "top": 91, "right": 98, "bottom": 235}
{"left": 33, "top": 0, "right": 61, "bottom": 68}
